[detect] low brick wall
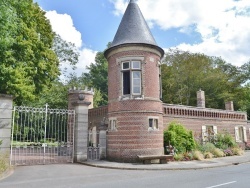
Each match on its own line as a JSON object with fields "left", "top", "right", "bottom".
{"left": 88, "top": 106, "right": 108, "bottom": 130}
{"left": 163, "top": 104, "right": 249, "bottom": 142}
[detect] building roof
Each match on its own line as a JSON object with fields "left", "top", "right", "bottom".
{"left": 110, "top": 0, "right": 157, "bottom": 47}
{"left": 105, "top": 0, "right": 164, "bottom": 58}
{"left": 110, "top": 0, "right": 157, "bottom": 48}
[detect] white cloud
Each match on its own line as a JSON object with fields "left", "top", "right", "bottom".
{"left": 109, "top": 0, "right": 127, "bottom": 16}
{"left": 59, "top": 48, "right": 97, "bottom": 78}
{"left": 77, "top": 48, "right": 97, "bottom": 73}
{"left": 45, "top": 10, "right": 97, "bottom": 77}
{"left": 111, "top": 0, "right": 250, "bottom": 66}
{"left": 46, "top": 10, "right": 82, "bottom": 48}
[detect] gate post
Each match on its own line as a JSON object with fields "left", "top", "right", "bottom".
{"left": 0, "top": 94, "right": 13, "bottom": 156}
{"left": 99, "top": 122, "right": 107, "bottom": 159}
{"left": 68, "top": 88, "right": 93, "bottom": 162}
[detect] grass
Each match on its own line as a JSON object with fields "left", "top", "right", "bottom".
{"left": 211, "top": 148, "right": 225, "bottom": 158}
{"left": 204, "top": 152, "right": 213, "bottom": 159}
{"left": 0, "top": 152, "right": 9, "bottom": 177}
{"left": 192, "top": 150, "right": 204, "bottom": 160}
{"left": 11, "top": 141, "right": 60, "bottom": 147}
{"left": 232, "top": 147, "right": 244, "bottom": 156}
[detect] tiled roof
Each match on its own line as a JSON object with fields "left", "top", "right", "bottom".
{"left": 110, "top": 0, "right": 157, "bottom": 47}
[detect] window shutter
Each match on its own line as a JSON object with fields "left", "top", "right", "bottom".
{"left": 235, "top": 126, "right": 240, "bottom": 142}
{"left": 243, "top": 127, "right": 247, "bottom": 142}
{"left": 202, "top": 126, "right": 207, "bottom": 141}
{"left": 213, "top": 126, "right": 218, "bottom": 135}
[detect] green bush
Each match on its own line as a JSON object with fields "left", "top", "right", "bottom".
{"left": 164, "top": 122, "right": 196, "bottom": 153}
{"left": 212, "top": 148, "right": 225, "bottom": 157}
{"left": 232, "top": 147, "right": 244, "bottom": 156}
{"left": 0, "top": 140, "right": 2, "bottom": 145}
{"left": 212, "top": 132, "right": 237, "bottom": 149}
{"left": 204, "top": 152, "right": 213, "bottom": 159}
{"left": 174, "top": 153, "right": 184, "bottom": 161}
{"left": 200, "top": 142, "right": 216, "bottom": 153}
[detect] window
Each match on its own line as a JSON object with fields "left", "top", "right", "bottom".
{"left": 148, "top": 117, "right": 159, "bottom": 130}
{"left": 202, "top": 125, "right": 217, "bottom": 142}
{"left": 108, "top": 118, "right": 117, "bottom": 131}
{"left": 122, "top": 61, "right": 141, "bottom": 96}
{"left": 235, "top": 126, "right": 247, "bottom": 142}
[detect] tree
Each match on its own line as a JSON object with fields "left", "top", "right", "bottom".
{"left": 52, "top": 34, "right": 79, "bottom": 77}
{"left": 0, "top": 0, "right": 59, "bottom": 104}
{"left": 162, "top": 49, "right": 245, "bottom": 110}
{"left": 238, "top": 83, "right": 250, "bottom": 120}
{"left": 82, "top": 51, "right": 108, "bottom": 106}
{"left": 25, "top": 73, "right": 104, "bottom": 109}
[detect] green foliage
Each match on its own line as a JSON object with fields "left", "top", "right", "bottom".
{"left": 24, "top": 79, "right": 68, "bottom": 109}
{"left": 164, "top": 122, "right": 196, "bottom": 153}
{"left": 212, "top": 132, "right": 237, "bottom": 150}
{"left": 212, "top": 148, "right": 225, "bottom": 157}
{"left": 231, "top": 147, "right": 244, "bottom": 156}
{"left": 52, "top": 34, "right": 79, "bottom": 77}
{"left": 198, "top": 142, "right": 216, "bottom": 153}
{"left": 162, "top": 49, "right": 248, "bottom": 111}
{"left": 204, "top": 152, "right": 213, "bottom": 159}
{"left": 0, "top": 0, "right": 59, "bottom": 105}
{"left": 82, "top": 51, "right": 108, "bottom": 106}
{"left": 192, "top": 150, "right": 204, "bottom": 161}
{"left": 0, "top": 140, "right": 2, "bottom": 146}
{"left": 0, "top": 152, "right": 9, "bottom": 176}
{"left": 238, "top": 83, "right": 250, "bottom": 120}
{"left": 173, "top": 153, "right": 184, "bottom": 161}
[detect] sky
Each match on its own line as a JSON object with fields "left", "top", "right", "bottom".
{"left": 35, "top": 0, "right": 250, "bottom": 76}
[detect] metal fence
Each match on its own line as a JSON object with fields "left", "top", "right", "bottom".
{"left": 87, "top": 131, "right": 100, "bottom": 160}
{"left": 10, "top": 105, "right": 75, "bottom": 165}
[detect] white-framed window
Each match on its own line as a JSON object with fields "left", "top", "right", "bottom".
{"left": 148, "top": 117, "right": 159, "bottom": 131}
{"left": 202, "top": 125, "right": 217, "bottom": 142}
{"left": 108, "top": 118, "right": 117, "bottom": 131}
{"left": 235, "top": 126, "right": 247, "bottom": 143}
{"left": 122, "top": 61, "right": 141, "bottom": 96}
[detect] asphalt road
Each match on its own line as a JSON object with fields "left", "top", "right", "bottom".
{"left": 0, "top": 163, "right": 250, "bottom": 188}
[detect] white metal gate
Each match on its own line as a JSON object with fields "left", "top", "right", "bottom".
{"left": 87, "top": 131, "right": 100, "bottom": 160}
{"left": 10, "top": 105, "right": 75, "bottom": 165}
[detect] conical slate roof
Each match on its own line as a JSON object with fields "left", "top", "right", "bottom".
{"left": 110, "top": 0, "right": 157, "bottom": 47}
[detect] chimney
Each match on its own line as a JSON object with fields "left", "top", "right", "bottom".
{"left": 197, "top": 89, "right": 205, "bottom": 108}
{"left": 225, "top": 101, "right": 234, "bottom": 111}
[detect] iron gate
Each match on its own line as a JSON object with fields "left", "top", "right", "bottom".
{"left": 87, "top": 130, "right": 100, "bottom": 160}
{"left": 10, "top": 105, "right": 75, "bottom": 165}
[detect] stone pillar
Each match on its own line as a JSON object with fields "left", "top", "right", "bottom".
{"left": 68, "top": 88, "right": 94, "bottom": 163}
{"left": 99, "top": 123, "right": 108, "bottom": 159}
{"left": 68, "top": 87, "right": 94, "bottom": 110}
{"left": 73, "top": 101, "right": 91, "bottom": 162}
{"left": 225, "top": 101, "right": 234, "bottom": 111}
{"left": 0, "top": 94, "right": 13, "bottom": 155}
{"left": 197, "top": 90, "right": 205, "bottom": 108}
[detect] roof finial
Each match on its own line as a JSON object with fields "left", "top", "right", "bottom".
{"left": 130, "top": 0, "right": 137, "bottom": 3}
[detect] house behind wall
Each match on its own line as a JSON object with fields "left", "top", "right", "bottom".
{"left": 88, "top": 94, "right": 249, "bottom": 150}
{"left": 87, "top": 0, "right": 249, "bottom": 157}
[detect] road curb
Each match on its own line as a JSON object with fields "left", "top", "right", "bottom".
{"left": 0, "top": 167, "right": 14, "bottom": 181}
{"left": 80, "top": 160, "right": 250, "bottom": 171}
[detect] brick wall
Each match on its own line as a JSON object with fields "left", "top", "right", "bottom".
{"left": 106, "top": 45, "right": 164, "bottom": 162}
{"left": 88, "top": 106, "right": 108, "bottom": 130}
{"left": 163, "top": 104, "right": 249, "bottom": 146}
{"left": 107, "top": 111, "right": 163, "bottom": 162}
{"left": 107, "top": 48, "right": 161, "bottom": 102}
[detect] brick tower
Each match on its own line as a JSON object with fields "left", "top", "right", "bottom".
{"left": 104, "top": 0, "right": 164, "bottom": 162}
